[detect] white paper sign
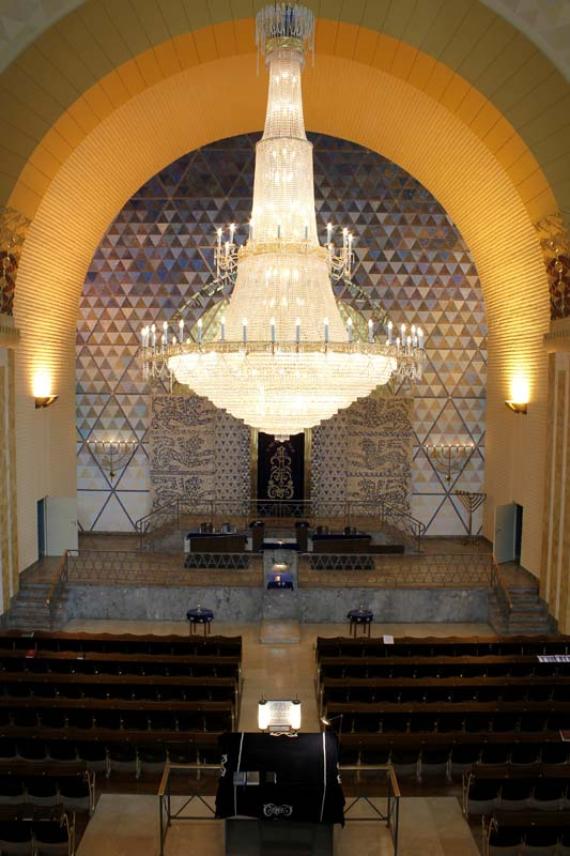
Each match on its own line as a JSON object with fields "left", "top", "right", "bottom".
{"left": 383, "top": 635, "right": 394, "bottom": 645}
{"left": 258, "top": 699, "right": 302, "bottom": 732}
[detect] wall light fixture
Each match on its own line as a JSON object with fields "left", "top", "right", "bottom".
{"left": 34, "top": 395, "right": 58, "bottom": 409}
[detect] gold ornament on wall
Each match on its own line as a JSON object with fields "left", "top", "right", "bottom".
{"left": 0, "top": 207, "right": 30, "bottom": 318}
{"left": 535, "top": 212, "right": 570, "bottom": 320}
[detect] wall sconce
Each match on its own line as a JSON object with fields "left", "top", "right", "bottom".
{"left": 424, "top": 443, "right": 474, "bottom": 483}
{"left": 34, "top": 395, "right": 58, "bottom": 409}
{"left": 506, "top": 374, "right": 529, "bottom": 413}
{"left": 32, "top": 369, "right": 56, "bottom": 408}
{"left": 87, "top": 439, "right": 137, "bottom": 480}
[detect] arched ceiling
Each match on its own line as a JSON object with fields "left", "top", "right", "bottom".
{"left": 481, "top": 0, "right": 570, "bottom": 82}
{"left": 0, "top": 0, "right": 83, "bottom": 72}
{"left": 0, "top": 0, "right": 568, "bottom": 227}
{"left": 1, "top": 0, "right": 570, "bottom": 82}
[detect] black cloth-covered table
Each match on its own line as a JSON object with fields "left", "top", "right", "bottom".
{"left": 347, "top": 607, "right": 373, "bottom": 638}
{"left": 186, "top": 607, "right": 214, "bottom": 636}
{"left": 216, "top": 732, "right": 344, "bottom": 825}
{"left": 267, "top": 573, "right": 294, "bottom": 590}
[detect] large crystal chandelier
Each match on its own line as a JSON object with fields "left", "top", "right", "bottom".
{"left": 142, "top": 2, "right": 424, "bottom": 440}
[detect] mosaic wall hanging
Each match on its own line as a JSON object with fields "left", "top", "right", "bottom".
{"left": 76, "top": 133, "right": 486, "bottom": 535}
{"left": 150, "top": 390, "right": 249, "bottom": 511}
{"left": 312, "top": 393, "right": 413, "bottom": 518}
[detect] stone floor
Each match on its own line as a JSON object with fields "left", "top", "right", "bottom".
{"left": 78, "top": 793, "right": 480, "bottom": 855}
{"left": 67, "top": 618, "right": 491, "bottom": 855}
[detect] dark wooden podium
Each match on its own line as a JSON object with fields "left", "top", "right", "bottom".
{"left": 216, "top": 732, "right": 344, "bottom": 855}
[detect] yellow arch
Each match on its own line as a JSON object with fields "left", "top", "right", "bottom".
{"left": 10, "top": 41, "right": 550, "bottom": 579}
{"left": 3, "top": 14, "right": 564, "bottom": 224}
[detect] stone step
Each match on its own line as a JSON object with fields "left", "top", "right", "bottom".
{"left": 4, "top": 619, "right": 53, "bottom": 630}
{"left": 508, "top": 622, "right": 552, "bottom": 631}
{"left": 509, "top": 617, "right": 551, "bottom": 627}
{"left": 13, "top": 588, "right": 49, "bottom": 594}
{"left": 18, "top": 582, "right": 50, "bottom": 589}
{"left": 509, "top": 612, "right": 550, "bottom": 619}
{"left": 8, "top": 610, "right": 50, "bottom": 619}
{"left": 5, "top": 580, "right": 55, "bottom": 631}
{"left": 508, "top": 622, "right": 551, "bottom": 630}
{"left": 262, "top": 590, "right": 299, "bottom": 621}
{"left": 489, "top": 586, "right": 553, "bottom": 636}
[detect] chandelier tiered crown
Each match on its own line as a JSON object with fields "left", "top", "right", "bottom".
{"left": 142, "top": 2, "right": 424, "bottom": 440}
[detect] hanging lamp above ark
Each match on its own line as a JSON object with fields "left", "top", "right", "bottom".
{"left": 141, "top": 2, "right": 424, "bottom": 440}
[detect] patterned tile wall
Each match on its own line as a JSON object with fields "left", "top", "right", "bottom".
{"left": 76, "top": 133, "right": 487, "bottom": 535}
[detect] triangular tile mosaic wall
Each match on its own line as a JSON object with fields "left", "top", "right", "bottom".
{"left": 77, "top": 133, "right": 486, "bottom": 536}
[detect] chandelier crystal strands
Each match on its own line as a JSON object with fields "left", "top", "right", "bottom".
{"left": 141, "top": 2, "right": 424, "bottom": 440}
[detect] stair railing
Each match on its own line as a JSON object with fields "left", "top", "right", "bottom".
{"left": 135, "top": 497, "right": 190, "bottom": 550}
{"left": 490, "top": 562, "right": 513, "bottom": 619}
{"left": 45, "top": 549, "right": 72, "bottom": 622}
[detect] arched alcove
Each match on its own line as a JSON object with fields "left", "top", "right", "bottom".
{"left": 11, "top": 49, "right": 550, "bottom": 577}
{"left": 76, "top": 132, "right": 486, "bottom": 538}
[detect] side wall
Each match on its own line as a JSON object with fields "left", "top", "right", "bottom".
{"left": 0, "top": 347, "right": 19, "bottom": 610}
{"left": 541, "top": 332, "right": 570, "bottom": 632}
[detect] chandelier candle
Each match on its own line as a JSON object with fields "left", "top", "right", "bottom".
{"left": 142, "top": 2, "right": 424, "bottom": 438}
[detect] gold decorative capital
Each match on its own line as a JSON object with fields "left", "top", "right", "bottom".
{"left": 0, "top": 206, "right": 30, "bottom": 318}
{"left": 535, "top": 211, "right": 570, "bottom": 321}
{"left": 535, "top": 211, "right": 569, "bottom": 257}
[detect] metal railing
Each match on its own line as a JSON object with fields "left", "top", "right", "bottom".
{"left": 185, "top": 552, "right": 252, "bottom": 570}
{"left": 302, "top": 551, "right": 494, "bottom": 588}
{"left": 158, "top": 761, "right": 400, "bottom": 856}
{"left": 63, "top": 549, "right": 263, "bottom": 587}
{"left": 341, "top": 763, "right": 401, "bottom": 855}
{"left": 490, "top": 562, "right": 513, "bottom": 616}
{"left": 136, "top": 496, "right": 426, "bottom": 552}
{"left": 42, "top": 548, "right": 492, "bottom": 592}
{"left": 158, "top": 763, "right": 219, "bottom": 856}
{"left": 45, "top": 549, "right": 71, "bottom": 623}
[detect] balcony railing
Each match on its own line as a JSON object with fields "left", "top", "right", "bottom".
{"left": 135, "top": 497, "right": 426, "bottom": 552}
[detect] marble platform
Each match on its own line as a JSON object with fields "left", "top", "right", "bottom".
{"left": 57, "top": 584, "right": 489, "bottom": 625}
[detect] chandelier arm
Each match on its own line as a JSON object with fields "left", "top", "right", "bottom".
{"left": 170, "top": 282, "right": 232, "bottom": 325}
